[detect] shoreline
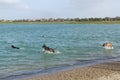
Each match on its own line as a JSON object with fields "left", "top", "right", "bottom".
{"left": 19, "top": 60, "right": 120, "bottom": 80}
{"left": 1, "top": 21, "right": 120, "bottom": 24}
{"left": 1, "top": 57, "right": 120, "bottom": 80}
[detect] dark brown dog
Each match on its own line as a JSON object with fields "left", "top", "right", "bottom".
{"left": 42, "top": 44, "right": 55, "bottom": 53}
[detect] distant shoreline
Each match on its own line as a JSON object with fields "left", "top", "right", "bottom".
{"left": 1, "top": 21, "right": 120, "bottom": 24}
{"left": 1, "top": 17, "right": 120, "bottom": 24}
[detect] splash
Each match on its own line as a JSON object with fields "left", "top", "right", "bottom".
{"left": 42, "top": 49, "right": 61, "bottom": 54}
{"left": 103, "top": 46, "right": 114, "bottom": 49}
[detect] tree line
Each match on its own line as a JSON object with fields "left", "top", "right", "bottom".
{"left": 1, "top": 16, "right": 120, "bottom": 22}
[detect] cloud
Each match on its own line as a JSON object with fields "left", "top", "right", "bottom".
{"left": 0, "top": 0, "right": 120, "bottom": 19}
{"left": 0, "top": 0, "right": 29, "bottom": 9}
{"left": 69, "top": 0, "right": 107, "bottom": 12}
{"left": 67, "top": 0, "right": 120, "bottom": 18}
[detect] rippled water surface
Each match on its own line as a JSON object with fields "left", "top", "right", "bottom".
{"left": 0, "top": 24, "right": 120, "bottom": 79}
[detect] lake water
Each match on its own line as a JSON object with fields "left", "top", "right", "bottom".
{"left": 0, "top": 24, "right": 120, "bottom": 80}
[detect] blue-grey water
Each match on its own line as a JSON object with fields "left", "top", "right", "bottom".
{"left": 0, "top": 24, "right": 120, "bottom": 80}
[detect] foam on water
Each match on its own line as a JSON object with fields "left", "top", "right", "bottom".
{"left": 103, "top": 46, "right": 114, "bottom": 49}
{"left": 42, "top": 49, "right": 61, "bottom": 54}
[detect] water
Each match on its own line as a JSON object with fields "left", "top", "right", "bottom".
{"left": 0, "top": 24, "right": 120, "bottom": 79}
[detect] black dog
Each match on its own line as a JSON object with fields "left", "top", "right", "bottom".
{"left": 42, "top": 44, "right": 55, "bottom": 53}
{"left": 11, "top": 45, "right": 20, "bottom": 49}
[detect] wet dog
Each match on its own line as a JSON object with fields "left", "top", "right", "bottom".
{"left": 42, "top": 44, "right": 55, "bottom": 53}
{"left": 11, "top": 45, "right": 20, "bottom": 49}
{"left": 102, "top": 42, "right": 113, "bottom": 49}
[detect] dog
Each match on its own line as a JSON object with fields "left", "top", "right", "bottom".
{"left": 42, "top": 44, "right": 55, "bottom": 53}
{"left": 102, "top": 42, "right": 113, "bottom": 49}
{"left": 11, "top": 45, "right": 20, "bottom": 49}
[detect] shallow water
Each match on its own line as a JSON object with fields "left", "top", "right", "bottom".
{"left": 0, "top": 24, "right": 120, "bottom": 79}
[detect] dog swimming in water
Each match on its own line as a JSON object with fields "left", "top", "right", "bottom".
{"left": 11, "top": 45, "right": 20, "bottom": 49}
{"left": 42, "top": 44, "right": 55, "bottom": 53}
{"left": 102, "top": 42, "right": 113, "bottom": 49}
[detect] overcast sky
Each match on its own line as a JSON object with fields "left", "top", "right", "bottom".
{"left": 0, "top": 0, "right": 120, "bottom": 19}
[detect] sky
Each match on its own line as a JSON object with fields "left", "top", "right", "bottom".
{"left": 0, "top": 0, "right": 120, "bottom": 20}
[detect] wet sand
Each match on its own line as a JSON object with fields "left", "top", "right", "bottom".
{"left": 21, "top": 61, "right": 120, "bottom": 80}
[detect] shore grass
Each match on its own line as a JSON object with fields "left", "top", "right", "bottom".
{"left": 1, "top": 21, "right": 120, "bottom": 24}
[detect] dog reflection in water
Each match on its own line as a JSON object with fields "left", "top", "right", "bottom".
{"left": 102, "top": 42, "right": 113, "bottom": 49}
{"left": 42, "top": 44, "right": 55, "bottom": 53}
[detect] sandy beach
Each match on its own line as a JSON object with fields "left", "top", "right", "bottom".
{"left": 20, "top": 61, "right": 120, "bottom": 80}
